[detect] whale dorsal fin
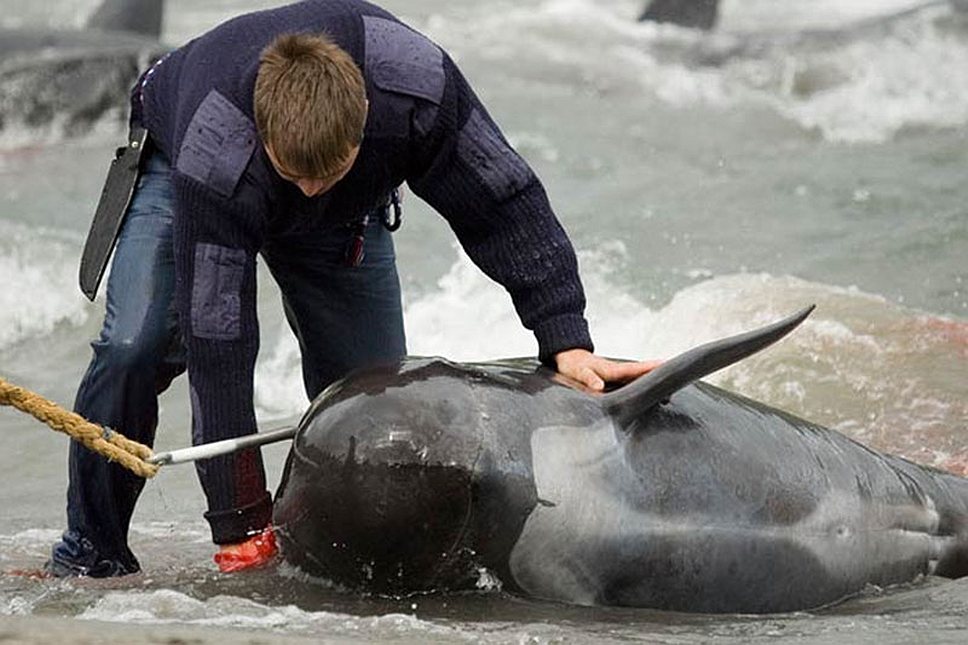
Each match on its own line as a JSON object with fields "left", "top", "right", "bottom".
{"left": 87, "top": 0, "right": 164, "bottom": 39}
{"left": 600, "top": 305, "right": 815, "bottom": 425}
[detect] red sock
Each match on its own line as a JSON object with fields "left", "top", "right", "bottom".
{"left": 213, "top": 526, "right": 278, "bottom": 573}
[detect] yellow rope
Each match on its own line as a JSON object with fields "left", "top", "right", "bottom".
{"left": 0, "top": 377, "right": 158, "bottom": 478}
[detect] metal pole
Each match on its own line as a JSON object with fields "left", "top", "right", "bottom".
{"left": 147, "top": 425, "right": 297, "bottom": 466}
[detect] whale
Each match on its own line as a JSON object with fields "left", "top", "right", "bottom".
{"left": 638, "top": 0, "right": 720, "bottom": 31}
{"left": 0, "top": 0, "right": 167, "bottom": 137}
{"left": 272, "top": 306, "right": 968, "bottom": 613}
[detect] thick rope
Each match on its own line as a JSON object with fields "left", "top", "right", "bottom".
{"left": 0, "top": 377, "right": 158, "bottom": 478}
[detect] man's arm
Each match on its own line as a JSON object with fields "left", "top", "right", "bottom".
{"left": 406, "top": 54, "right": 658, "bottom": 388}
{"left": 406, "top": 55, "right": 590, "bottom": 355}
{"left": 170, "top": 166, "right": 272, "bottom": 544}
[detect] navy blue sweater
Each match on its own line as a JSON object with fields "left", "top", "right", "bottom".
{"left": 136, "top": 0, "right": 593, "bottom": 542}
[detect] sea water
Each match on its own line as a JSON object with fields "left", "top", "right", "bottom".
{"left": 1, "top": 0, "right": 966, "bottom": 642}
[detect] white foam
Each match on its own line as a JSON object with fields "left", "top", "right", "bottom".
{"left": 78, "top": 589, "right": 469, "bottom": 640}
{"left": 0, "top": 221, "right": 89, "bottom": 349}
{"left": 0, "top": 528, "right": 62, "bottom": 545}
{"left": 773, "top": 15, "right": 968, "bottom": 142}
{"left": 649, "top": 2, "right": 968, "bottom": 142}
{"left": 403, "top": 247, "right": 533, "bottom": 360}
{"left": 253, "top": 321, "right": 307, "bottom": 422}
{"left": 403, "top": 242, "right": 656, "bottom": 360}
{"left": 417, "top": 0, "right": 968, "bottom": 143}
{"left": 0, "top": 108, "right": 127, "bottom": 152}
{"left": 0, "top": 596, "right": 33, "bottom": 617}
{"left": 255, "top": 245, "right": 958, "bottom": 410}
{"left": 718, "top": 0, "right": 933, "bottom": 32}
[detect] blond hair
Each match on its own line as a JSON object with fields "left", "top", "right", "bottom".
{"left": 254, "top": 33, "right": 366, "bottom": 178}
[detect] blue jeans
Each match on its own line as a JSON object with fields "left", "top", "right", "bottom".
{"left": 50, "top": 150, "right": 406, "bottom": 576}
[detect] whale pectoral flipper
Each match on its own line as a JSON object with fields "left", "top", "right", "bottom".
{"left": 601, "top": 305, "right": 815, "bottom": 425}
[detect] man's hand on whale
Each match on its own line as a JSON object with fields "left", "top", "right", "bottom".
{"left": 554, "top": 348, "right": 662, "bottom": 392}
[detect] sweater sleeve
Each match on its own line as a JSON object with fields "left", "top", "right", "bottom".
{"left": 405, "top": 55, "right": 594, "bottom": 362}
{"left": 171, "top": 171, "right": 272, "bottom": 544}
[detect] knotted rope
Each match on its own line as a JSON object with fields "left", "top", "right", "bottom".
{"left": 0, "top": 377, "right": 158, "bottom": 478}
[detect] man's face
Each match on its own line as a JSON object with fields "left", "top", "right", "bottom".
{"left": 265, "top": 144, "right": 361, "bottom": 198}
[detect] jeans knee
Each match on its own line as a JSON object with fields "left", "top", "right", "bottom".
{"left": 91, "top": 335, "right": 161, "bottom": 372}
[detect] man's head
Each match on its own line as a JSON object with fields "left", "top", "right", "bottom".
{"left": 255, "top": 33, "right": 367, "bottom": 197}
